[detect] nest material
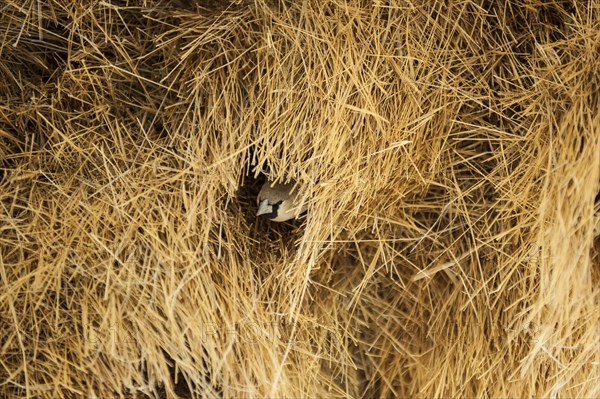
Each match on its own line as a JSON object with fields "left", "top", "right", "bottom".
{"left": 1, "top": 0, "right": 599, "bottom": 398}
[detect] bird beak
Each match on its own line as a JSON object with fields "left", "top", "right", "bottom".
{"left": 257, "top": 199, "right": 272, "bottom": 216}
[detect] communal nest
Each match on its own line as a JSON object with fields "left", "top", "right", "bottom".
{"left": 1, "top": 0, "right": 599, "bottom": 398}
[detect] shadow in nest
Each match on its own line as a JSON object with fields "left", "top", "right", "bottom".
{"left": 235, "top": 170, "right": 306, "bottom": 255}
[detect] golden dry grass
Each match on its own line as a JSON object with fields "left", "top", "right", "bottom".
{"left": 1, "top": 0, "right": 599, "bottom": 398}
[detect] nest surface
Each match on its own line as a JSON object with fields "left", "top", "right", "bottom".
{"left": 1, "top": 0, "right": 599, "bottom": 398}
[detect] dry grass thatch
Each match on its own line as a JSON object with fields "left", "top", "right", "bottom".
{"left": 1, "top": 0, "right": 599, "bottom": 397}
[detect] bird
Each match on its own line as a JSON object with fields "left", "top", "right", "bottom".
{"left": 256, "top": 180, "right": 307, "bottom": 222}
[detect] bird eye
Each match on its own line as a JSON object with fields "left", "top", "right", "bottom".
{"left": 270, "top": 200, "right": 283, "bottom": 214}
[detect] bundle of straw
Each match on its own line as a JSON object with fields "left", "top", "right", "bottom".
{"left": 1, "top": 1, "right": 598, "bottom": 398}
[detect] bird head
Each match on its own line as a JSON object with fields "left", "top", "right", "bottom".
{"left": 256, "top": 181, "right": 307, "bottom": 222}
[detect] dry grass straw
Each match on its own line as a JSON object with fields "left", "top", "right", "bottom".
{"left": 1, "top": 0, "right": 599, "bottom": 397}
